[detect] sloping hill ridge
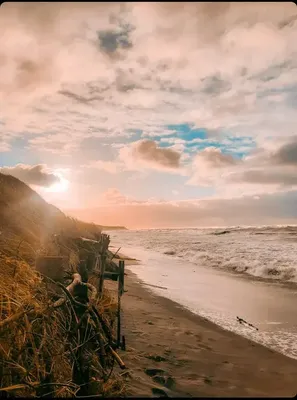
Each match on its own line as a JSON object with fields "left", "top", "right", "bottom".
{"left": 0, "top": 172, "right": 126, "bottom": 246}
{"left": 0, "top": 172, "right": 125, "bottom": 397}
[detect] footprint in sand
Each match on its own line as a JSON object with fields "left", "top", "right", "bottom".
{"left": 145, "top": 354, "right": 167, "bottom": 362}
{"left": 151, "top": 387, "right": 169, "bottom": 397}
{"left": 145, "top": 368, "right": 176, "bottom": 390}
{"left": 145, "top": 368, "right": 166, "bottom": 377}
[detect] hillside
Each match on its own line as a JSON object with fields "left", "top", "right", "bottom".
{"left": 0, "top": 173, "right": 125, "bottom": 397}
{"left": 0, "top": 172, "right": 125, "bottom": 249}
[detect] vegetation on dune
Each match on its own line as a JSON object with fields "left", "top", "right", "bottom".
{"left": 0, "top": 173, "right": 126, "bottom": 249}
{"left": 0, "top": 173, "right": 125, "bottom": 397}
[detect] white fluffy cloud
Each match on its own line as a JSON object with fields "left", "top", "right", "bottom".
{"left": 1, "top": 2, "right": 297, "bottom": 149}
{"left": 1, "top": 2, "right": 297, "bottom": 226}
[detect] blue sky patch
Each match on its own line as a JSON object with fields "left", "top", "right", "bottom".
{"left": 166, "top": 123, "right": 207, "bottom": 141}
{"left": 0, "top": 137, "right": 39, "bottom": 167}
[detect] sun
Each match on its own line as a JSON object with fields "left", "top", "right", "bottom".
{"left": 45, "top": 174, "right": 70, "bottom": 193}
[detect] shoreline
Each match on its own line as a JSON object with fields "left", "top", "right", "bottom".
{"left": 110, "top": 257, "right": 297, "bottom": 397}
{"left": 113, "top": 247, "right": 297, "bottom": 360}
{"left": 120, "top": 270, "right": 297, "bottom": 397}
{"left": 109, "top": 245, "right": 297, "bottom": 292}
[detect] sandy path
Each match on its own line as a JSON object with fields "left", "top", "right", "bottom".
{"left": 115, "top": 269, "right": 297, "bottom": 398}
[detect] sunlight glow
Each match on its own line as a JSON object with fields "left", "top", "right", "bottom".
{"left": 45, "top": 174, "right": 70, "bottom": 193}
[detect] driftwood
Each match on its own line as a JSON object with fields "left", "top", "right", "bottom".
{"left": 236, "top": 316, "right": 259, "bottom": 331}
{"left": 59, "top": 268, "right": 127, "bottom": 390}
{"left": 90, "top": 307, "right": 126, "bottom": 370}
{"left": 142, "top": 282, "right": 168, "bottom": 290}
{"left": 61, "top": 272, "right": 126, "bottom": 370}
{"left": 66, "top": 273, "right": 82, "bottom": 295}
{"left": 42, "top": 233, "right": 127, "bottom": 383}
{"left": 110, "top": 247, "right": 121, "bottom": 261}
{"left": 65, "top": 273, "right": 97, "bottom": 301}
{"left": 109, "top": 346, "right": 126, "bottom": 370}
{"left": 85, "top": 283, "right": 97, "bottom": 300}
{"left": 78, "top": 260, "right": 88, "bottom": 282}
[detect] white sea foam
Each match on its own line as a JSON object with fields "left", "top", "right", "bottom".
{"left": 109, "top": 226, "right": 297, "bottom": 283}
{"left": 108, "top": 227, "right": 297, "bottom": 359}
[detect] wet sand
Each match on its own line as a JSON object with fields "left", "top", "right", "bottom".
{"left": 113, "top": 266, "right": 297, "bottom": 397}
{"left": 114, "top": 246, "right": 297, "bottom": 360}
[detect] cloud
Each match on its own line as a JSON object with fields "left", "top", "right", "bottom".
{"left": 185, "top": 136, "right": 297, "bottom": 197}
{"left": 133, "top": 140, "right": 181, "bottom": 168}
{"left": 228, "top": 168, "right": 297, "bottom": 187}
{"left": 100, "top": 188, "right": 131, "bottom": 205}
{"left": 187, "top": 147, "right": 240, "bottom": 186}
{"left": 194, "top": 147, "right": 240, "bottom": 168}
{"left": 0, "top": 164, "right": 60, "bottom": 187}
{"left": 98, "top": 188, "right": 145, "bottom": 206}
{"left": 98, "top": 26, "right": 133, "bottom": 55}
{"left": 1, "top": 2, "right": 297, "bottom": 226}
{"left": 83, "top": 160, "right": 119, "bottom": 174}
{"left": 270, "top": 137, "right": 297, "bottom": 166}
{"left": 220, "top": 136, "right": 297, "bottom": 190}
{"left": 1, "top": 1, "right": 297, "bottom": 147}
{"left": 119, "top": 139, "right": 182, "bottom": 172}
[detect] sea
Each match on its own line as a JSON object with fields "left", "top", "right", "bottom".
{"left": 108, "top": 226, "right": 297, "bottom": 360}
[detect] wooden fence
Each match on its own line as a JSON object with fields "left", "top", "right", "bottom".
{"left": 35, "top": 233, "right": 126, "bottom": 350}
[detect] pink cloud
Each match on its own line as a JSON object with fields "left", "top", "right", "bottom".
{"left": 194, "top": 147, "right": 239, "bottom": 169}
{"left": 119, "top": 139, "right": 182, "bottom": 172}
{"left": 83, "top": 160, "right": 119, "bottom": 174}
{"left": 0, "top": 163, "right": 60, "bottom": 187}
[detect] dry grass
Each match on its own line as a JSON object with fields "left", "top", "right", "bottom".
{"left": 0, "top": 244, "right": 125, "bottom": 398}
{"left": 0, "top": 255, "right": 73, "bottom": 397}
{"left": 0, "top": 173, "right": 126, "bottom": 397}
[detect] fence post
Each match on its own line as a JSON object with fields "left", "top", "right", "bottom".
{"left": 117, "top": 260, "right": 125, "bottom": 347}
{"left": 98, "top": 252, "right": 106, "bottom": 297}
{"left": 119, "top": 260, "right": 125, "bottom": 296}
{"left": 117, "top": 279, "right": 121, "bottom": 348}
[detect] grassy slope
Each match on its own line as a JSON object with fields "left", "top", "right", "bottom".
{"left": 0, "top": 172, "right": 125, "bottom": 249}
{"left": 0, "top": 173, "right": 124, "bottom": 397}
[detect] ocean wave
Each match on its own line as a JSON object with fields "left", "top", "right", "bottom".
{"left": 109, "top": 226, "right": 297, "bottom": 283}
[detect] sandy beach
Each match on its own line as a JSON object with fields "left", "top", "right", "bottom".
{"left": 111, "top": 261, "right": 297, "bottom": 397}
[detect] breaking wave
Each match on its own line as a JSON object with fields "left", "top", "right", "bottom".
{"left": 109, "top": 225, "right": 297, "bottom": 283}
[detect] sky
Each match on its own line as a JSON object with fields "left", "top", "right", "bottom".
{"left": 1, "top": 2, "right": 297, "bottom": 229}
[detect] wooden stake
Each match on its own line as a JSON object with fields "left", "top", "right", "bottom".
{"left": 117, "top": 284, "right": 121, "bottom": 348}
{"left": 98, "top": 253, "right": 106, "bottom": 296}
{"left": 121, "top": 335, "right": 126, "bottom": 351}
{"left": 119, "top": 260, "right": 125, "bottom": 296}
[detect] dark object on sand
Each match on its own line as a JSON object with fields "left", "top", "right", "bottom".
{"left": 237, "top": 316, "right": 259, "bottom": 331}
{"left": 213, "top": 230, "right": 231, "bottom": 236}
{"left": 151, "top": 387, "right": 169, "bottom": 397}
{"left": 142, "top": 282, "right": 168, "bottom": 290}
